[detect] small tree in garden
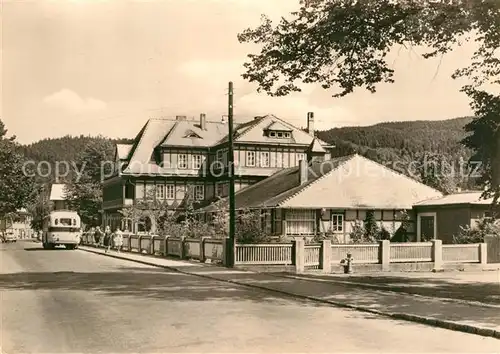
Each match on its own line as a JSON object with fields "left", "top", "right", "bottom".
{"left": 453, "top": 218, "right": 500, "bottom": 244}
{"left": 210, "top": 197, "right": 229, "bottom": 239}
{"left": 391, "top": 210, "right": 411, "bottom": 243}
{"left": 349, "top": 220, "right": 365, "bottom": 244}
{"left": 363, "top": 210, "right": 379, "bottom": 242}
{"left": 378, "top": 226, "right": 392, "bottom": 241}
{"left": 118, "top": 206, "right": 143, "bottom": 232}
{"left": 235, "top": 208, "right": 271, "bottom": 244}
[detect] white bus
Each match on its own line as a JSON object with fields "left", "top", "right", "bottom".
{"left": 42, "top": 210, "right": 81, "bottom": 250}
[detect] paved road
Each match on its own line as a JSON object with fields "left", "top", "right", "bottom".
{"left": 1, "top": 242, "right": 499, "bottom": 353}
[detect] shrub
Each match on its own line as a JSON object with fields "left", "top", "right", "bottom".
{"left": 363, "top": 210, "right": 379, "bottom": 241}
{"left": 391, "top": 210, "right": 411, "bottom": 243}
{"left": 378, "top": 226, "right": 391, "bottom": 240}
{"left": 349, "top": 220, "right": 366, "bottom": 243}
{"left": 453, "top": 217, "right": 500, "bottom": 244}
{"left": 235, "top": 208, "right": 271, "bottom": 244}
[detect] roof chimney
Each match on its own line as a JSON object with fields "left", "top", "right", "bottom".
{"left": 307, "top": 112, "right": 315, "bottom": 136}
{"left": 299, "top": 159, "right": 308, "bottom": 185}
{"left": 176, "top": 115, "right": 187, "bottom": 121}
{"left": 200, "top": 113, "right": 206, "bottom": 130}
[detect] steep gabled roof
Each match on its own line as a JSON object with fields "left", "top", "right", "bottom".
{"left": 200, "top": 155, "right": 352, "bottom": 212}
{"left": 160, "top": 120, "right": 229, "bottom": 147}
{"left": 119, "top": 114, "right": 335, "bottom": 177}
{"left": 265, "top": 121, "right": 292, "bottom": 131}
{"left": 200, "top": 154, "right": 443, "bottom": 212}
{"left": 235, "top": 115, "right": 331, "bottom": 146}
{"left": 215, "top": 115, "right": 332, "bottom": 147}
{"left": 307, "top": 138, "right": 326, "bottom": 153}
{"left": 123, "top": 119, "right": 177, "bottom": 174}
{"left": 116, "top": 144, "right": 133, "bottom": 160}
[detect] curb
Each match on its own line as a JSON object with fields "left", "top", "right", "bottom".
{"left": 79, "top": 247, "right": 500, "bottom": 340}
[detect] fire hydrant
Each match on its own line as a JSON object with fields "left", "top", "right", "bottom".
{"left": 340, "top": 253, "right": 354, "bottom": 274}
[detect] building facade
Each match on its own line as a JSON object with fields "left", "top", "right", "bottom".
{"left": 0, "top": 209, "right": 34, "bottom": 239}
{"left": 102, "top": 112, "right": 335, "bottom": 232}
{"left": 199, "top": 154, "right": 444, "bottom": 242}
{"left": 413, "top": 192, "right": 498, "bottom": 243}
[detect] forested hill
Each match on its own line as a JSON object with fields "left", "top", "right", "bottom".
{"left": 19, "top": 135, "right": 134, "bottom": 184}
{"left": 20, "top": 135, "right": 133, "bottom": 164}
{"left": 318, "top": 116, "right": 473, "bottom": 162}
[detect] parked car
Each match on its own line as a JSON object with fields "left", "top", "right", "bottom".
{"left": 4, "top": 231, "right": 17, "bottom": 243}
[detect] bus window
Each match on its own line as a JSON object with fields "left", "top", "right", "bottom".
{"left": 55, "top": 219, "right": 59, "bottom": 225}
{"left": 72, "top": 219, "right": 76, "bottom": 226}
{"left": 60, "top": 218, "right": 72, "bottom": 226}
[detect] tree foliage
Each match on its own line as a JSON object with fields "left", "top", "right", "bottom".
{"left": 0, "top": 120, "right": 35, "bottom": 217}
{"left": 453, "top": 217, "right": 500, "bottom": 243}
{"left": 65, "top": 139, "right": 114, "bottom": 226}
{"left": 239, "top": 0, "right": 500, "bottom": 199}
{"left": 238, "top": 0, "right": 499, "bottom": 98}
{"left": 462, "top": 91, "right": 500, "bottom": 203}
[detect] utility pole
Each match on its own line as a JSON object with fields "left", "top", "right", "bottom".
{"left": 227, "top": 81, "right": 236, "bottom": 267}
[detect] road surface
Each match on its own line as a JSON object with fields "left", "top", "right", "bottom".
{"left": 1, "top": 241, "right": 498, "bottom": 353}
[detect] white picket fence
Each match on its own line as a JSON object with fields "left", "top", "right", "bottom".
{"left": 80, "top": 233, "right": 486, "bottom": 269}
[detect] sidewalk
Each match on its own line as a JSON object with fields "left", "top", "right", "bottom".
{"left": 78, "top": 246, "right": 500, "bottom": 339}
{"left": 278, "top": 271, "right": 500, "bottom": 308}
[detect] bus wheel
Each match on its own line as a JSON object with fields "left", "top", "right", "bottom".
{"left": 65, "top": 244, "right": 76, "bottom": 250}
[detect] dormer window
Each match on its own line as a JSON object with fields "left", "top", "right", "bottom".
{"left": 267, "top": 130, "right": 291, "bottom": 139}
{"left": 184, "top": 130, "right": 202, "bottom": 139}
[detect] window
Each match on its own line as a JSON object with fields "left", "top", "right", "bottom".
{"left": 260, "top": 151, "right": 270, "bottom": 167}
{"left": 268, "top": 130, "right": 291, "bottom": 139}
{"left": 178, "top": 154, "right": 187, "bottom": 169}
{"left": 216, "top": 182, "right": 224, "bottom": 197}
{"left": 246, "top": 151, "right": 256, "bottom": 167}
{"left": 285, "top": 209, "right": 315, "bottom": 236}
{"left": 192, "top": 154, "right": 202, "bottom": 169}
{"left": 331, "top": 213, "right": 344, "bottom": 232}
{"left": 166, "top": 184, "right": 175, "bottom": 199}
{"left": 272, "top": 209, "right": 283, "bottom": 235}
{"left": 484, "top": 211, "right": 493, "bottom": 219}
{"left": 194, "top": 185, "right": 204, "bottom": 200}
{"left": 156, "top": 184, "right": 165, "bottom": 199}
{"left": 296, "top": 153, "right": 306, "bottom": 162}
{"left": 59, "top": 218, "right": 72, "bottom": 226}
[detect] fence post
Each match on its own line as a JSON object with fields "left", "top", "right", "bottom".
{"left": 320, "top": 239, "right": 331, "bottom": 273}
{"left": 179, "top": 236, "right": 186, "bottom": 259}
{"left": 163, "top": 235, "right": 170, "bottom": 256}
{"left": 199, "top": 237, "right": 206, "bottom": 263}
{"left": 150, "top": 236, "right": 156, "bottom": 255}
{"left": 479, "top": 243, "right": 487, "bottom": 264}
{"left": 380, "top": 240, "right": 390, "bottom": 271}
{"left": 294, "top": 239, "right": 305, "bottom": 273}
{"left": 432, "top": 239, "right": 443, "bottom": 272}
{"left": 137, "top": 235, "right": 143, "bottom": 253}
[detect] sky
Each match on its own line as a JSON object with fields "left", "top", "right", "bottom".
{"left": 2, "top": 0, "right": 479, "bottom": 144}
